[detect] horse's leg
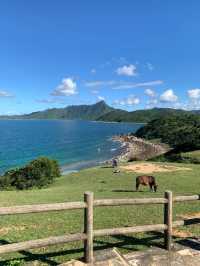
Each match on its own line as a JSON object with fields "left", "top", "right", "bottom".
{"left": 136, "top": 182, "right": 139, "bottom": 191}
{"left": 149, "top": 184, "right": 153, "bottom": 192}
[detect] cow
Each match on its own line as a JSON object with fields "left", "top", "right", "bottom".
{"left": 136, "top": 175, "right": 157, "bottom": 192}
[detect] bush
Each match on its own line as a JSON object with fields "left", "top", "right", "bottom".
{"left": 0, "top": 157, "right": 61, "bottom": 190}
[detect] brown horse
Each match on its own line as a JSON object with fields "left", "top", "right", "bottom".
{"left": 136, "top": 175, "right": 157, "bottom": 192}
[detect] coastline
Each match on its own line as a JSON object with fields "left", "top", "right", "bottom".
{"left": 112, "top": 135, "right": 169, "bottom": 162}
{"left": 60, "top": 138, "right": 128, "bottom": 175}
{"left": 60, "top": 134, "right": 167, "bottom": 175}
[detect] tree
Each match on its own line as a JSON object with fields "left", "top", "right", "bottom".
{"left": 0, "top": 157, "right": 61, "bottom": 190}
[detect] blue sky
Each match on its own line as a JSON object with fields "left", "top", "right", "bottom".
{"left": 1, "top": 1, "right": 200, "bottom": 114}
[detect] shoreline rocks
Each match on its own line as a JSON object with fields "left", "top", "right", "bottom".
{"left": 112, "top": 135, "right": 170, "bottom": 162}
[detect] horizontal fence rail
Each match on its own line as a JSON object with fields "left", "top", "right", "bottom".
{"left": 0, "top": 202, "right": 86, "bottom": 215}
{"left": 0, "top": 191, "right": 199, "bottom": 263}
{"left": 94, "top": 197, "right": 167, "bottom": 206}
{"left": 0, "top": 233, "right": 87, "bottom": 255}
{"left": 174, "top": 195, "right": 200, "bottom": 202}
{"left": 94, "top": 224, "right": 167, "bottom": 237}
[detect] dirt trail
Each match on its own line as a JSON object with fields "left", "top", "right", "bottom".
{"left": 120, "top": 162, "right": 191, "bottom": 174}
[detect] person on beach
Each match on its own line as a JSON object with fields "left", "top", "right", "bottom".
{"left": 112, "top": 158, "right": 118, "bottom": 168}
{"left": 112, "top": 158, "right": 120, "bottom": 173}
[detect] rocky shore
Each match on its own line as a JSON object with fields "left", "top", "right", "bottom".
{"left": 113, "top": 135, "right": 170, "bottom": 162}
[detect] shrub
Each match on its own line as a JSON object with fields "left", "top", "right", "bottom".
{"left": 0, "top": 157, "right": 61, "bottom": 190}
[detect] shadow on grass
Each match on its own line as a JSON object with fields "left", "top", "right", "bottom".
{"left": 0, "top": 232, "right": 200, "bottom": 266}
{"left": 94, "top": 232, "right": 164, "bottom": 251}
{"left": 112, "top": 189, "right": 146, "bottom": 193}
{"left": 177, "top": 238, "right": 200, "bottom": 251}
{"left": 0, "top": 232, "right": 170, "bottom": 265}
{"left": 4, "top": 232, "right": 198, "bottom": 265}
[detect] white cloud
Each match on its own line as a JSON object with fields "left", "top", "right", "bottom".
{"left": 127, "top": 96, "right": 140, "bottom": 105}
{"left": 97, "top": 96, "right": 105, "bottom": 101}
{"left": 160, "top": 89, "right": 178, "bottom": 102}
{"left": 113, "top": 80, "right": 163, "bottom": 90}
{"left": 145, "top": 88, "right": 156, "bottom": 97}
{"left": 116, "top": 64, "right": 137, "bottom": 76}
{"left": 114, "top": 95, "right": 140, "bottom": 106}
{"left": 188, "top": 88, "right": 200, "bottom": 100}
{"left": 85, "top": 80, "right": 116, "bottom": 87}
{"left": 85, "top": 80, "right": 163, "bottom": 90}
{"left": 0, "top": 90, "right": 14, "bottom": 97}
{"left": 51, "top": 78, "right": 77, "bottom": 96}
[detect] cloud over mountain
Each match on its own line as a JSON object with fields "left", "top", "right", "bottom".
{"left": 160, "top": 89, "right": 178, "bottom": 102}
{"left": 188, "top": 88, "right": 200, "bottom": 100}
{"left": 114, "top": 95, "right": 140, "bottom": 106}
{"left": 51, "top": 78, "right": 78, "bottom": 96}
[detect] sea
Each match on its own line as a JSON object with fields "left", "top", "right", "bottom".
{"left": 0, "top": 120, "right": 142, "bottom": 174}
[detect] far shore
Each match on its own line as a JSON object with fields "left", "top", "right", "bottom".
{"left": 0, "top": 118, "right": 146, "bottom": 125}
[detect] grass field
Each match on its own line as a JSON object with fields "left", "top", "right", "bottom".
{"left": 0, "top": 162, "right": 200, "bottom": 265}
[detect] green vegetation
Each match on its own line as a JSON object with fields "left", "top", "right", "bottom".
{"left": 181, "top": 150, "right": 200, "bottom": 162}
{"left": 0, "top": 163, "right": 200, "bottom": 265}
{"left": 135, "top": 113, "right": 200, "bottom": 152}
{"left": 97, "top": 107, "right": 190, "bottom": 123}
{"left": 0, "top": 157, "right": 60, "bottom": 190}
{"left": 150, "top": 150, "right": 200, "bottom": 164}
{"left": 1, "top": 100, "right": 199, "bottom": 123}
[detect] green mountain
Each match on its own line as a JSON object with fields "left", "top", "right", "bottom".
{"left": 0, "top": 101, "right": 199, "bottom": 122}
{"left": 97, "top": 107, "right": 190, "bottom": 123}
{"left": 8, "top": 101, "right": 114, "bottom": 120}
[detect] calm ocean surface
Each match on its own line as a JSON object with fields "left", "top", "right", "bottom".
{"left": 0, "top": 120, "right": 142, "bottom": 174}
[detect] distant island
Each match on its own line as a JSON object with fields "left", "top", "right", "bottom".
{"left": 1, "top": 100, "right": 200, "bottom": 123}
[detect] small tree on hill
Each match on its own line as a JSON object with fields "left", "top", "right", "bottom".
{"left": 0, "top": 157, "right": 61, "bottom": 190}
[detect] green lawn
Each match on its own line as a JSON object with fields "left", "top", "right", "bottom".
{"left": 0, "top": 162, "right": 200, "bottom": 265}
{"left": 181, "top": 150, "right": 200, "bottom": 159}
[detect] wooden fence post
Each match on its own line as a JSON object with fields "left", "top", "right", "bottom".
{"left": 164, "top": 191, "right": 173, "bottom": 251}
{"left": 84, "top": 192, "right": 94, "bottom": 264}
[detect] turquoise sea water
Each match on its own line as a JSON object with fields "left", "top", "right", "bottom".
{"left": 0, "top": 120, "right": 142, "bottom": 174}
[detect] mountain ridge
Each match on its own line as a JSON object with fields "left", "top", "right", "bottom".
{"left": 0, "top": 101, "right": 199, "bottom": 122}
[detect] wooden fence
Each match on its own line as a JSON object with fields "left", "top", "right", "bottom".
{"left": 0, "top": 191, "right": 199, "bottom": 263}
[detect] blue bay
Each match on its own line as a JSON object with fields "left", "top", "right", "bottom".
{"left": 0, "top": 120, "right": 142, "bottom": 174}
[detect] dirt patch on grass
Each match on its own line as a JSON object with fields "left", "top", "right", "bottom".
{"left": 120, "top": 163, "right": 191, "bottom": 174}
{"left": 172, "top": 229, "right": 193, "bottom": 238}
{"left": 179, "top": 212, "right": 200, "bottom": 219}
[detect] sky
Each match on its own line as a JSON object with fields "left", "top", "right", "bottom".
{"left": 1, "top": 1, "right": 200, "bottom": 114}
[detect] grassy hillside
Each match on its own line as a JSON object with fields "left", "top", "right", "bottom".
{"left": 1, "top": 162, "right": 200, "bottom": 265}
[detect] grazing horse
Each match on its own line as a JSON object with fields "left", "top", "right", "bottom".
{"left": 136, "top": 175, "right": 157, "bottom": 192}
